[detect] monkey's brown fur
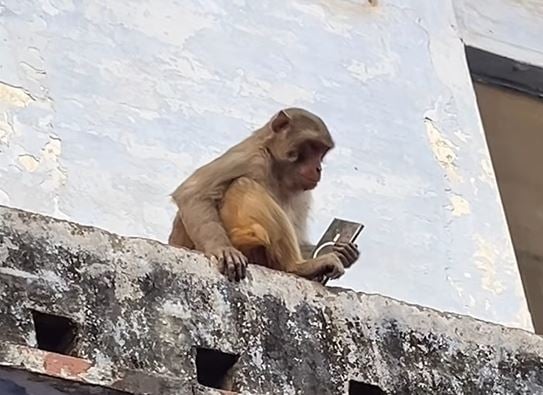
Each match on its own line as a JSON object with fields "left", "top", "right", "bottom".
{"left": 169, "top": 108, "right": 359, "bottom": 281}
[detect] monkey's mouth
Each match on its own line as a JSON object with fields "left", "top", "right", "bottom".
{"left": 302, "top": 178, "right": 319, "bottom": 190}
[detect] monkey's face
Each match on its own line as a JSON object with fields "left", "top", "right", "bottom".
{"left": 268, "top": 108, "right": 334, "bottom": 192}
{"left": 290, "top": 141, "right": 329, "bottom": 191}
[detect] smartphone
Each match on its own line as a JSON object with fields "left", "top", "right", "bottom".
{"left": 311, "top": 218, "right": 364, "bottom": 259}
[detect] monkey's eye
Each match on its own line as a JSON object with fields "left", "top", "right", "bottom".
{"left": 287, "top": 150, "right": 298, "bottom": 162}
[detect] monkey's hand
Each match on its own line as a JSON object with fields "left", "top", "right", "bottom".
{"left": 206, "top": 246, "right": 248, "bottom": 282}
{"left": 316, "top": 244, "right": 359, "bottom": 285}
{"left": 318, "top": 253, "right": 345, "bottom": 280}
{"left": 333, "top": 242, "right": 360, "bottom": 268}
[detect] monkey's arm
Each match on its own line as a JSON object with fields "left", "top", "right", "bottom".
{"left": 286, "top": 253, "right": 345, "bottom": 281}
{"left": 300, "top": 243, "right": 331, "bottom": 283}
{"left": 173, "top": 177, "right": 231, "bottom": 252}
{"left": 170, "top": 162, "right": 248, "bottom": 281}
{"left": 172, "top": 146, "right": 248, "bottom": 248}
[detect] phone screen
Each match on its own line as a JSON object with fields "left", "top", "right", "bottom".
{"left": 312, "top": 218, "right": 364, "bottom": 258}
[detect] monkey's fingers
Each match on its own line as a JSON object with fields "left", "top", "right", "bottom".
{"left": 226, "top": 249, "right": 249, "bottom": 282}
{"left": 222, "top": 251, "right": 237, "bottom": 282}
{"left": 333, "top": 243, "right": 358, "bottom": 267}
{"left": 226, "top": 261, "right": 237, "bottom": 281}
{"left": 326, "top": 262, "right": 345, "bottom": 280}
{"left": 232, "top": 252, "right": 247, "bottom": 281}
{"left": 313, "top": 274, "right": 325, "bottom": 283}
{"left": 328, "top": 270, "right": 342, "bottom": 280}
{"left": 344, "top": 242, "right": 359, "bottom": 265}
{"left": 332, "top": 245, "right": 350, "bottom": 267}
{"left": 238, "top": 255, "right": 247, "bottom": 280}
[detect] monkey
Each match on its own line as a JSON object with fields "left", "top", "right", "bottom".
{"left": 168, "top": 108, "right": 360, "bottom": 282}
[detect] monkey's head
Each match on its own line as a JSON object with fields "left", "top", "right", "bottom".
{"left": 266, "top": 108, "right": 334, "bottom": 192}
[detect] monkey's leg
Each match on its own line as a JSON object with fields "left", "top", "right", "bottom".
{"left": 220, "top": 178, "right": 344, "bottom": 280}
{"left": 168, "top": 212, "right": 195, "bottom": 249}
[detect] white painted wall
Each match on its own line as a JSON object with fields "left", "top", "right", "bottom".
{"left": 454, "top": 0, "right": 543, "bottom": 66}
{"left": 0, "top": 0, "right": 535, "bottom": 331}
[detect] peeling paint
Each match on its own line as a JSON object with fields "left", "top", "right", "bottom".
{"left": 424, "top": 117, "right": 462, "bottom": 182}
{"left": 473, "top": 234, "right": 506, "bottom": 295}
{"left": 42, "top": 137, "right": 62, "bottom": 162}
{"left": 448, "top": 195, "right": 471, "bottom": 217}
{"left": 42, "top": 137, "right": 68, "bottom": 189}
{"left": 17, "top": 154, "right": 40, "bottom": 172}
{"left": 43, "top": 354, "right": 91, "bottom": 378}
{"left": 0, "top": 82, "right": 34, "bottom": 108}
{"left": 346, "top": 59, "right": 395, "bottom": 83}
{"left": 0, "top": 113, "right": 15, "bottom": 145}
{"left": 15, "top": 136, "right": 68, "bottom": 187}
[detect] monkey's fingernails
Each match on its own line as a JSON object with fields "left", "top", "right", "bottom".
{"left": 235, "top": 259, "right": 243, "bottom": 281}
{"left": 240, "top": 254, "right": 248, "bottom": 277}
{"left": 242, "top": 266, "right": 247, "bottom": 279}
{"left": 237, "top": 259, "right": 246, "bottom": 280}
{"left": 223, "top": 254, "right": 234, "bottom": 279}
{"left": 230, "top": 255, "right": 241, "bottom": 281}
{"left": 228, "top": 264, "right": 236, "bottom": 281}
{"left": 241, "top": 257, "right": 248, "bottom": 278}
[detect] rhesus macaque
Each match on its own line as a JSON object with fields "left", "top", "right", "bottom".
{"left": 168, "top": 108, "right": 360, "bottom": 282}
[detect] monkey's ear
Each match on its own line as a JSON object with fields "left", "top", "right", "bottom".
{"left": 271, "top": 110, "right": 291, "bottom": 133}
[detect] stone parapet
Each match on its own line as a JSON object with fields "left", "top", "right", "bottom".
{"left": 0, "top": 205, "right": 542, "bottom": 394}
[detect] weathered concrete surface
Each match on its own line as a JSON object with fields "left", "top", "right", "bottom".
{"left": 1, "top": 205, "right": 542, "bottom": 395}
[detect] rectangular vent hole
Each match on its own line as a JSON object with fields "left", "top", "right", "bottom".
{"left": 196, "top": 347, "right": 239, "bottom": 391}
{"left": 349, "top": 380, "right": 386, "bottom": 395}
{"left": 31, "top": 310, "right": 77, "bottom": 355}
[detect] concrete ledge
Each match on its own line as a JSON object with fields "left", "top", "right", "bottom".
{"left": 0, "top": 205, "right": 542, "bottom": 394}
